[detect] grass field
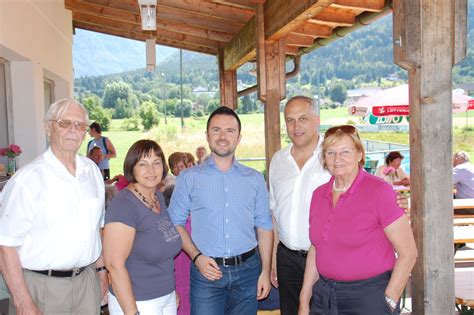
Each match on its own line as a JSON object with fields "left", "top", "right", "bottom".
{"left": 82, "top": 108, "right": 474, "bottom": 175}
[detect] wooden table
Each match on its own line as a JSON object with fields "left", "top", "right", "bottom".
{"left": 454, "top": 199, "right": 474, "bottom": 210}
{"left": 455, "top": 268, "right": 474, "bottom": 309}
{"left": 454, "top": 226, "right": 474, "bottom": 244}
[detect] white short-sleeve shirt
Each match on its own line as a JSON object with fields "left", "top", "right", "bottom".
{"left": 0, "top": 147, "right": 105, "bottom": 270}
{"left": 269, "top": 137, "right": 330, "bottom": 251}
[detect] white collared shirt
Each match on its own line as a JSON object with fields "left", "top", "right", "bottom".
{"left": 0, "top": 147, "right": 105, "bottom": 270}
{"left": 269, "top": 137, "right": 330, "bottom": 251}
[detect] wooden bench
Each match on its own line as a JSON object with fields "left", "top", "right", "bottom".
{"left": 455, "top": 268, "right": 474, "bottom": 311}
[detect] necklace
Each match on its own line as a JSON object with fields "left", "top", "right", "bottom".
{"left": 332, "top": 180, "right": 350, "bottom": 193}
{"left": 133, "top": 187, "right": 159, "bottom": 212}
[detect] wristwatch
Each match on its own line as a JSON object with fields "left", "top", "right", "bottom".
{"left": 385, "top": 295, "right": 397, "bottom": 312}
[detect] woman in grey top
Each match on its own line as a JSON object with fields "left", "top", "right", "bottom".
{"left": 104, "top": 140, "right": 182, "bottom": 315}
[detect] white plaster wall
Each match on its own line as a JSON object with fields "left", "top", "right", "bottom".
{"left": 0, "top": 0, "right": 74, "bottom": 164}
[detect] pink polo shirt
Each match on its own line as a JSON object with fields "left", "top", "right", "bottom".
{"left": 309, "top": 169, "right": 403, "bottom": 281}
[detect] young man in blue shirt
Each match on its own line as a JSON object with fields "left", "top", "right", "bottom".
{"left": 168, "top": 106, "right": 273, "bottom": 315}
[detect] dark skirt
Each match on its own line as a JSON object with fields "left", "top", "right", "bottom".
{"left": 310, "top": 270, "right": 401, "bottom": 315}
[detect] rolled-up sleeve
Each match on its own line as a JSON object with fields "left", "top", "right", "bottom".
{"left": 254, "top": 174, "right": 272, "bottom": 231}
{"left": 0, "top": 181, "right": 36, "bottom": 246}
{"left": 167, "top": 175, "right": 192, "bottom": 226}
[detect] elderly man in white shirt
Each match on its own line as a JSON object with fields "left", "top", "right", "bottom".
{"left": 269, "top": 96, "right": 330, "bottom": 315}
{"left": 0, "top": 99, "right": 107, "bottom": 315}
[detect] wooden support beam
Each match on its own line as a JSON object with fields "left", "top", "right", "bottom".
{"left": 223, "top": 0, "right": 335, "bottom": 70}
{"left": 331, "top": 0, "right": 385, "bottom": 12}
{"left": 453, "top": 0, "right": 467, "bottom": 65}
{"left": 291, "top": 23, "right": 332, "bottom": 38}
{"left": 285, "top": 45, "right": 300, "bottom": 55}
{"left": 310, "top": 6, "right": 356, "bottom": 27}
{"left": 218, "top": 50, "right": 238, "bottom": 109}
{"left": 208, "top": 0, "right": 256, "bottom": 10}
{"left": 74, "top": 21, "right": 218, "bottom": 55}
{"left": 263, "top": 38, "right": 286, "bottom": 174}
{"left": 256, "top": 2, "right": 267, "bottom": 101}
{"left": 286, "top": 33, "right": 314, "bottom": 47}
{"left": 393, "top": 1, "right": 467, "bottom": 313}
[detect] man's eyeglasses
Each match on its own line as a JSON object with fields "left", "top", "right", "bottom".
{"left": 50, "top": 119, "right": 88, "bottom": 131}
{"left": 324, "top": 125, "right": 359, "bottom": 138}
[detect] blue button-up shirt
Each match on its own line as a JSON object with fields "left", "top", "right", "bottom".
{"left": 168, "top": 156, "right": 272, "bottom": 257}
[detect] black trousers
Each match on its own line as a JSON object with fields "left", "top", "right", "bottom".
{"left": 276, "top": 242, "right": 308, "bottom": 315}
{"left": 310, "top": 271, "right": 400, "bottom": 315}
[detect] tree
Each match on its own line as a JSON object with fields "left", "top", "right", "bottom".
{"left": 330, "top": 83, "right": 347, "bottom": 104}
{"left": 138, "top": 101, "right": 160, "bottom": 130}
{"left": 102, "top": 81, "right": 138, "bottom": 118}
{"left": 241, "top": 95, "right": 253, "bottom": 114}
{"left": 82, "top": 94, "right": 112, "bottom": 131}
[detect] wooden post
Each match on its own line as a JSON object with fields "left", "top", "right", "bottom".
{"left": 262, "top": 38, "right": 285, "bottom": 177}
{"left": 393, "top": 1, "right": 467, "bottom": 313}
{"left": 218, "top": 49, "right": 238, "bottom": 109}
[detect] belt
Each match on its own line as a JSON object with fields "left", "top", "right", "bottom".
{"left": 29, "top": 267, "right": 86, "bottom": 278}
{"left": 279, "top": 242, "right": 308, "bottom": 258}
{"left": 213, "top": 248, "right": 256, "bottom": 267}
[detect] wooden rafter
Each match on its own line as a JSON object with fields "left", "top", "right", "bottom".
{"left": 74, "top": 21, "right": 218, "bottom": 54}
{"left": 73, "top": 12, "right": 220, "bottom": 49}
{"left": 291, "top": 23, "right": 333, "bottom": 38}
{"left": 286, "top": 33, "right": 314, "bottom": 47}
{"left": 208, "top": 0, "right": 255, "bottom": 10}
{"left": 223, "top": 0, "right": 335, "bottom": 70}
{"left": 332, "top": 0, "right": 385, "bottom": 12}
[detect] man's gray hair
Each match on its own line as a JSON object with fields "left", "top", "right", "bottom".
{"left": 44, "top": 98, "right": 89, "bottom": 125}
{"left": 285, "top": 96, "right": 319, "bottom": 116}
{"left": 455, "top": 151, "right": 470, "bottom": 162}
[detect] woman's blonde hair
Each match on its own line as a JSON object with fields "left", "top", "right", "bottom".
{"left": 321, "top": 125, "right": 365, "bottom": 170}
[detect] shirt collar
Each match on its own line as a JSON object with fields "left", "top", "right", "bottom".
{"left": 45, "top": 147, "right": 89, "bottom": 177}
{"left": 204, "top": 154, "right": 240, "bottom": 172}
{"left": 323, "top": 167, "right": 367, "bottom": 199}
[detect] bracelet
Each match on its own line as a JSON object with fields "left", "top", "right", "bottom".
{"left": 192, "top": 253, "right": 203, "bottom": 264}
{"left": 95, "top": 266, "right": 107, "bottom": 273}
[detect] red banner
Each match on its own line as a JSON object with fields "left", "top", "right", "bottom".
{"left": 372, "top": 105, "right": 410, "bottom": 117}
{"left": 469, "top": 100, "right": 474, "bottom": 111}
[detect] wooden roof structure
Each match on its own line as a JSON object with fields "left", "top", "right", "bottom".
{"left": 65, "top": 0, "right": 390, "bottom": 71}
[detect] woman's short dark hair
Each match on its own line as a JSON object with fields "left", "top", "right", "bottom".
{"left": 168, "top": 152, "right": 188, "bottom": 171}
{"left": 89, "top": 122, "right": 102, "bottom": 134}
{"left": 123, "top": 140, "right": 168, "bottom": 183}
{"left": 385, "top": 151, "right": 404, "bottom": 165}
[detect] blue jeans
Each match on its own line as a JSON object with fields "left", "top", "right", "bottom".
{"left": 190, "top": 251, "right": 261, "bottom": 315}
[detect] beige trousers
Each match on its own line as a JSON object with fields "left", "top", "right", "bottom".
{"left": 9, "top": 266, "right": 100, "bottom": 315}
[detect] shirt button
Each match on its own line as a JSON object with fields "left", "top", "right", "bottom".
{"left": 226, "top": 235, "right": 229, "bottom": 239}
{"left": 225, "top": 203, "right": 228, "bottom": 207}
{"left": 225, "top": 219, "right": 228, "bottom": 223}
{"left": 224, "top": 187, "right": 228, "bottom": 192}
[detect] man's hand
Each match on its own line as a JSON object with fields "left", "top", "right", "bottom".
{"left": 97, "top": 270, "right": 109, "bottom": 300}
{"left": 298, "top": 304, "right": 310, "bottom": 315}
{"left": 396, "top": 193, "right": 409, "bottom": 210}
{"left": 16, "top": 302, "right": 42, "bottom": 315}
{"left": 195, "top": 255, "right": 222, "bottom": 281}
{"left": 270, "top": 259, "right": 278, "bottom": 288}
{"left": 256, "top": 272, "right": 271, "bottom": 300}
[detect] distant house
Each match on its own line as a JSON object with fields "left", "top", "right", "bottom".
{"left": 192, "top": 86, "right": 216, "bottom": 97}
{"left": 346, "top": 87, "right": 382, "bottom": 105}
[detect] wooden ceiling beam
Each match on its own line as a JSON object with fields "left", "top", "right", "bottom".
{"left": 285, "top": 45, "right": 299, "bottom": 55}
{"left": 73, "top": 13, "right": 220, "bottom": 49}
{"left": 65, "top": 0, "right": 140, "bottom": 23}
{"left": 224, "top": 0, "right": 335, "bottom": 70}
{"left": 311, "top": 6, "right": 356, "bottom": 26}
{"left": 291, "top": 23, "right": 332, "bottom": 38}
{"left": 285, "top": 33, "right": 314, "bottom": 47}
{"left": 73, "top": 12, "right": 221, "bottom": 49}
{"left": 156, "top": 20, "right": 233, "bottom": 43}
{"left": 208, "top": 0, "right": 256, "bottom": 10}
{"left": 73, "top": 21, "right": 218, "bottom": 55}
{"left": 332, "top": 0, "right": 385, "bottom": 12}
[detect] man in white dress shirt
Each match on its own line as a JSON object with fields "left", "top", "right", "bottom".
{"left": 269, "top": 96, "right": 330, "bottom": 314}
{"left": 0, "top": 99, "right": 108, "bottom": 314}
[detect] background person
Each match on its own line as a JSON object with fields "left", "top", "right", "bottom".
{"left": 87, "top": 122, "right": 117, "bottom": 180}
{"left": 195, "top": 146, "right": 207, "bottom": 164}
{"left": 299, "top": 125, "right": 417, "bottom": 315}
{"left": 184, "top": 152, "right": 195, "bottom": 168}
{"left": 168, "top": 152, "right": 188, "bottom": 177}
{"left": 104, "top": 140, "right": 182, "bottom": 315}
{"left": 375, "top": 151, "right": 410, "bottom": 186}
{"left": 453, "top": 151, "right": 474, "bottom": 199}
{"left": 0, "top": 98, "right": 107, "bottom": 314}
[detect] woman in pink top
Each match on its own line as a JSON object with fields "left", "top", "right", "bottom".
{"left": 298, "top": 125, "right": 417, "bottom": 315}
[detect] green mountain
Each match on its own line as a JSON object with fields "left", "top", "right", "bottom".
{"left": 74, "top": 4, "right": 474, "bottom": 97}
